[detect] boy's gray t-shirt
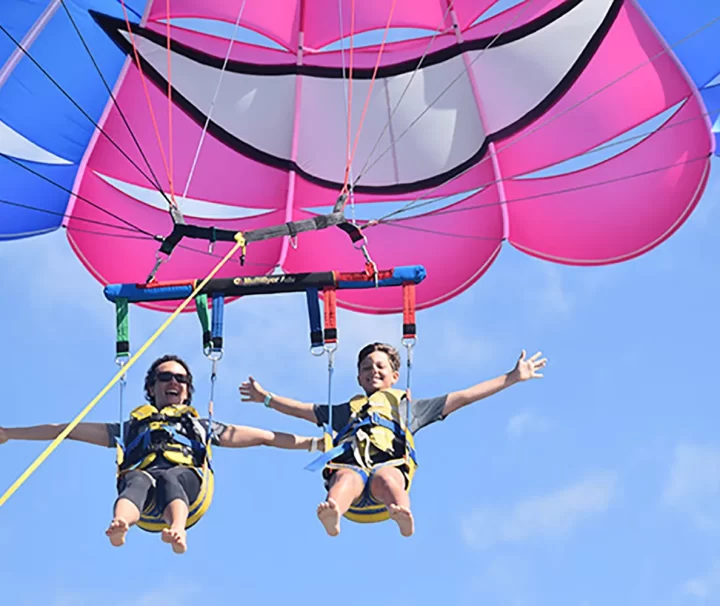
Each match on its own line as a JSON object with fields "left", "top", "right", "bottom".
{"left": 313, "top": 394, "right": 447, "bottom": 434}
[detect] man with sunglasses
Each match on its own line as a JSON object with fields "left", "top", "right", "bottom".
{"left": 0, "top": 354, "right": 323, "bottom": 554}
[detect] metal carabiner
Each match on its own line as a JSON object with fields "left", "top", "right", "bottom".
{"left": 145, "top": 251, "right": 167, "bottom": 284}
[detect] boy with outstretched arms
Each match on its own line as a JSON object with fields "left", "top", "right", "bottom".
{"left": 240, "top": 342, "right": 547, "bottom": 537}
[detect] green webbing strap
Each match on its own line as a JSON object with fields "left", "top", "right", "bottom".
{"left": 196, "top": 294, "right": 212, "bottom": 352}
{"left": 114, "top": 298, "right": 129, "bottom": 449}
{"left": 115, "top": 298, "right": 129, "bottom": 359}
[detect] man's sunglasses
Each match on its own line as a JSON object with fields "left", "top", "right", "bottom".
{"left": 155, "top": 371, "right": 190, "bottom": 384}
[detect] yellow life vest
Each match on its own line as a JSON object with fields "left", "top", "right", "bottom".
{"left": 115, "top": 403, "right": 215, "bottom": 533}
{"left": 116, "top": 403, "right": 211, "bottom": 472}
{"left": 326, "top": 388, "right": 418, "bottom": 524}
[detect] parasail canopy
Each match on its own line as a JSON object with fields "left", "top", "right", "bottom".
{"left": 0, "top": 0, "right": 716, "bottom": 313}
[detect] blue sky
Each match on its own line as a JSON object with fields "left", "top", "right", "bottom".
{"left": 2, "top": 0, "right": 720, "bottom": 602}
{"left": 0, "top": 155, "right": 717, "bottom": 605}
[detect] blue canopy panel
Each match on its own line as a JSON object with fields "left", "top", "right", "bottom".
{"left": 638, "top": 0, "right": 720, "bottom": 155}
{"left": 0, "top": 0, "right": 148, "bottom": 240}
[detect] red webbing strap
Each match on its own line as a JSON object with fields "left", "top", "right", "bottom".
{"left": 402, "top": 282, "right": 416, "bottom": 340}
{"left": 139, "top": 279, "right": 196, "bottom": 289}
{"left": 323, "top": 287, "right": 338, "bottom": 344}
{"left": 334, "top": 267, "right": 392, "bottom": 283}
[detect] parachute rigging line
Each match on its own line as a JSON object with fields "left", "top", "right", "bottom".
{"left": 182, "top": 0, "right": 249, "bottom": 199}
{"left": 0, "top": 194, "right": 281, "bottom": 268}
{"left": 118, "top": 0, "right": 178, "bottom": 208}
{"left": 356, "top": 7, "right": 720, "bottom": 217}
{"left": 0, "top": 23, "right": 172, "bottom": 201}
{"left": 449, "top": 0, "right": 511, "bottom": 237}
{"left": 4, "top": 146, "right": 700, "bottom": 256}
{"left": 353, "top": 0, "right": 539, "bottom": 188}
{"left": 0, "top": 152, "right": 157, "bottom": 237}
{"left": 337, "top": 0, "right": 358, "bottom": 221}
{"left": 0, "top": 233, "right": 247, "bottom": 509}
{"left": 0, "top": 147, "right": 708, "bottom": 251}
{"left": 0, "top": 200, "right": 280, "bottom": 269}
{"left": 58, "top": 0, "right": 170, "bottom": 202}
{"left": 335, "top": 0, "right": 401, "bottom": 269}
{"left": 66, "top": 144, "right": 708, "bottom": 248}
{"left": 341, "top": 0, "right": 357, "bottom": 195}
{"left": 275, "top": 0, "right": 307, "bottom": 265}
{"left": 61, "top": 225, "right": 151, "bottom": 241}
{"left": 372, "top": 105, "right": 720, "bottom": 225}
{"left": 342, "top": 0, "right": 400, "bottom": 197}
{"left": 357, "top": 0, "right": 456, "bottom": 185}
{"left": 376, "top": 154, "right": 711, "bottom": 247}
{"left": 379, "top": 221, "right": 504, "bottom": 242}
{"left": 165, "top": 0, "right": 177, "bottom": 209}
{"left": 0, "top": 197, "right": 154, "bottom": 237}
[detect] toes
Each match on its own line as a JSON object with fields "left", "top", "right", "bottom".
{"left": 106, "top": 519, "right": 128, "bottom": 546}
{"left": 317, "top": 500, "right": 341, "bottom": 536}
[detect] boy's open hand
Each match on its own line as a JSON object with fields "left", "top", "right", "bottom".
{"left": 239, "top": 376, "right": 267, "bottom": 403}
{"left": 511, "top": 350, "right": 547, "bottom": 381}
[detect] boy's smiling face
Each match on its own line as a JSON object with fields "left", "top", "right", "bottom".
{"left": 357, "top": 351, "right": 399, "bottom": 395}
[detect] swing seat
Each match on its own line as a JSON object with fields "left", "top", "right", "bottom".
{"left": 134, "top": 465, "right": 215, "bottom": 532}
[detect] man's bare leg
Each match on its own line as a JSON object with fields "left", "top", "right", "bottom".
{"left": 370, "top": 467, "right": 414, "bottom": 537}
{"left": 106, "top": 498, "right": 141, "bottom": 547}
{"left": 317, "top": 469, "right": 365, "bottom": 536}
{"left": 161, "top": 498, "right": 189, "bottom": 554}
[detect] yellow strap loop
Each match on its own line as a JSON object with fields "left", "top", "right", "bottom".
{"left": 0, "top": 233, "right": 246, "bottom": 509}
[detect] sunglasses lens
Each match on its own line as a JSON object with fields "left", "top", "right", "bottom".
{"left": 156, "top": 371, "right": 188, "bottom": 384}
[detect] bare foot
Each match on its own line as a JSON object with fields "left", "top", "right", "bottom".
{"left": 105, "top": 518, "right": 129, "bottom": 547}
{"left": 389, "top": 504, "right": 414, "bottom": 537}
{"left": 317, "top": 498, "right": 341, "bottom": 536}
{"left": 161, "top": 526, "right": 187, "bottom": 554}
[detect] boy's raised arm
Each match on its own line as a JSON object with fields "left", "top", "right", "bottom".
{"left": 239, "top": 376, "right": 318, "bottom": 424}
{"left": 0, "top": 423, "right": 111, "bottom": 447}
{"left": 442, "top": 350, "right": 547, "bottom": 418}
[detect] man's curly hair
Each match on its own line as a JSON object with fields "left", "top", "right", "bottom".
{"left": 143, "top": 354, "right": 195, "bottom": 405}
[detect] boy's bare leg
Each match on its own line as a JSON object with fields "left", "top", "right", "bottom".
{"left": 161, "top": 499, "right": 189, "bottom": 554}
{"left": 370, "top": 467, "right": 414, "bottom": 537}
{"left": 106, "top": 498, "right": 141, "bottom": 547}
{"left": 317, "top": 469, "right": 365, "bottom": 536}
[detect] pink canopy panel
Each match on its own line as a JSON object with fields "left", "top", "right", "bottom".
{"left": 63, "top": 0, "right": 713, "bottom": 313}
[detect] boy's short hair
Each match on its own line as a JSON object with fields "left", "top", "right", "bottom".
{"left": 357, "top": 342, "right": 401, "bottom": 372}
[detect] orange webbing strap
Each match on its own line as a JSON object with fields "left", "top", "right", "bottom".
{"left": 164, "top": 0, "right": 176, "bottom": 206}
{"left": 341, "top": 0, "right": 400, "bottom": 197}
{"left": 118, "top": 0, "right": 176, "bottom": 207}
